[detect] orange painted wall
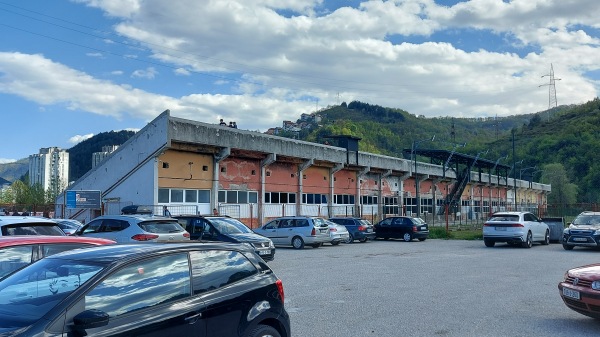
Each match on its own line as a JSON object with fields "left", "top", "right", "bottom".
{"left": 303, "top": 166, "right": 330, "bottom": 194}
{"left": 219, "top": 158, "right": 260, "bottom": 190}
{"left": 158, "top": 150, "right": 213, "bottom": 189}
{"left": 333, "top": 171, "right": 357, "bottom": 195}
{"left": 265, "top": 162, "right": 299, "bottom": 193}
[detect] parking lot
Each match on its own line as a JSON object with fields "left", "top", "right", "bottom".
{"left": 267, "top": 239, "right": 600, "bottom": 337}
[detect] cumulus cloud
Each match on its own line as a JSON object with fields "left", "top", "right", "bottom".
{"left": 131, "top": 67, "right": 158, "bottom": 79}
{"left": 0, "top": 158, "right": 16, "bottom": 164}
{"left": 69, "top": 133, "right": 95, "bottom": 144}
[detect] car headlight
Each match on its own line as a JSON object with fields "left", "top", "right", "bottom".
{"left": 594, "top": 230, "right": 600, "bottom": 235}
{"left": 269, "top": 240, "right": 275, "bottom": 248}
{"left": 592, "top": 281, "right": 600, "bottom": 290}
{"left": 563, "top": 228, "right": 570, "bottom": 234}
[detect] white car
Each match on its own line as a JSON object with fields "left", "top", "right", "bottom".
{"left": 326, "top": 220, "right": 350, "bottom": 245}
{"left": 0, "top": 216, "right": 66, "bottom": 236}
{"left": 74, "top": 214, "right": 190, "bottom": 242}
{"left": 483, "top": 211, "right": 550, "bottom": 248}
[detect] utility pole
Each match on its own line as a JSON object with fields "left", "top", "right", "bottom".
{"left": 539, "top": 63, "right": 561, "bottom": 121}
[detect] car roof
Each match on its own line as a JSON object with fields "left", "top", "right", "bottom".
{"left": 492, "top": 211, "right": 528, "bottom": 215}
{"left": 0, "top": 235, "right": 115, "bottom": 247}
{"left": 94, "top": 214, "right": 176, "bottom": 221}
{"left": 0, "top": 216, "right": 59, "bottom": 226}
{"left": 47, "top": 241, "right": 254, "bottom": 264}
{"left": 578, "top": 211, "right": 600, "bottom": 215}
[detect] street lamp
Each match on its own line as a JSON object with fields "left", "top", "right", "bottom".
{"left": 489, "top": 155, "right": 508, "bottom": 215}
{"left": 509, "top": 160, "right": 523, "bottom": 210}
{"left": 412, "top": 135, "right": 435, "bottom": 217}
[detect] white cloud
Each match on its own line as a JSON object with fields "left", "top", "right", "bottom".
{"left": 69, "top": 133, "right": 95, "bottom": 144}
{"left": 131, "top": 67, "right": 158, "bottom": 79}
{"left": 0, "top": 158, "right": 16, "bottom": 164}
{"left": 174, "top": 68, "right": 190, "bottom": 76}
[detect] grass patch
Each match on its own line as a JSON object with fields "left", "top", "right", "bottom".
{"left": 428, "top": 227, "right": 483, "bottom": 240}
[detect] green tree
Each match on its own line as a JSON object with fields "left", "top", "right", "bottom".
{"left": 0, "top": 186, "right": 14, "bottom": 204}
{"left": 11, "top": 180, "right": 30, "bottom": 205}
{"left": 541, "top": 163, "right": 577, "bottom": 205}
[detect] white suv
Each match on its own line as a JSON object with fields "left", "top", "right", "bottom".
{"left": 483, "top": 211, "right": 550, "bottom": 248}
{"left": 74, "top": 214, "right": 190, "bottom": 242}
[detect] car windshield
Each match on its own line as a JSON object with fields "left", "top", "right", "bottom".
{"left": 311, "top": 218, "right": 329, "bottom": 227}
{"left": 488, "top": 215, "right": 519, "bottom": 221}
{"left": 138, "top": 220, "right": 185, "bottom": 233}
{"left": 210, "top": 218, "right": 252, "bottom": 234}
{"left": 2, "top": 224, "right": 65, "bottom": 236}
{"left": 0, "top": 258, "right": 104, "bottom": 328}
{"left": 573, "top": 215, "right": 600, "bottom": 226}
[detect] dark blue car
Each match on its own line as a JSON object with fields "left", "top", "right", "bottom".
{"left": 328, "top": 217, "right": 376, "bottom": 243}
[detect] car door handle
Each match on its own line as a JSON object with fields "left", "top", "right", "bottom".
{"left": 185, "top": 312, "right": 202, "bottom": 323}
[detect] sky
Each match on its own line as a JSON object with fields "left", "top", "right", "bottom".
{"left": 1, "top": 0, "right": 599, "bottom": 163}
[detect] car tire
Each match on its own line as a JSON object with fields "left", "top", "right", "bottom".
{"left": 331, "top": 241, "right": 340, "bottom": 246}
{"left": 311, "top": 243, "right": 322, "bottom": 248}
{"left": 562, "top": 244, "right": 574, "bottom": 250}
{"left": 403, "top": 233, "right": 412, "bottom": 242}
{"left": 345, "top": 234, "right": 354, "bottom": 244}
{"left": 291, "top": 236, "right": 304, "bottom": 249}
{"left": 522, "top": 232, "right": 533, "bottom": 248}
{"left": 484, "top": 239, "right": 495, "bottom": 247}
{"left": 542, "top": 230, "right": 550, "bottom": 245}
{"left": 246, "top": 324, "right": 282, "bottom": 337}
{"left": 418, "top": 238, "right": 426, "bottom": 241}
{"left": 359, "top": 237, "right": 368, "bottom": 243}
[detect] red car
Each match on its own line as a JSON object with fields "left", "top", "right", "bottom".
{"left": 0, "top": 235, "right": 115, "bottom": 278}
{"left": 558, "top": 263, "right": 600, "bottom": 319}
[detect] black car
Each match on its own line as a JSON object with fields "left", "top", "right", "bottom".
{"left": 562, "top": 211, "right": 600, "bottom": 250}
{"left": 174, "top": 215, "right": 275, "bottom": 261}
{"left": 328, "top": 217, "right": 376, "bottom": 243}
{"left": 374, "top": 216, "right": 429, "bottom": 242}
{"left": 0, "top": 242, "right": 290, "bottom": 337}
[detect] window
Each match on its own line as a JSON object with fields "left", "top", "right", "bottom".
{"left": 264, "top": 192, "right": 295, "bottom": 204}
{"left": 334, "top": 194, "right": 355, "bottom": 204}
{"left": 185, "top": 190, "right": 197, "bottom": 203}
{"left": 42, "top": 243, "right": 93, "bottom": 257}
{"left": 170, "top": 189, "right": 184, "bottom": 203}
{"left": 302, "top": 193, "right": 327, "bottom": 204}
{"left": 158, "top": 188, "right": 169, "bottom": 203}
{"left": 190, "top": 250, "right": 257, "bottom": 294}
{"left": 361, "top": 196, "right": 378, "bottom": 205}
{"left": 198, "top": 190, "right": 210, "bottom": 203}
{"left": 85, "top": 253, "right": 190, "bottom": 317}
{"left": 0, "top": 245, "right": 33, "bottom": 278}
{"left": 218, "top": 190, "right": 259, "bottom": 204}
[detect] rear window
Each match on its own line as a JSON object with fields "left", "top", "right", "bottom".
{"left": 1, "top": 224, "right": 65, "bottom": 236}
{"left": 311, "top": 218, "right": 329, "bottom": 228}
{"left": 488, "top": 215, "right": 519, "bottom": 222}
{"left": 138, "top": 221, "right": 185, "bottom": 234}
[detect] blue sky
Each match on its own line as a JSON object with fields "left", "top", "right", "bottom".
{"left": 1, "top": 0, "right": 599, "bottom": 162}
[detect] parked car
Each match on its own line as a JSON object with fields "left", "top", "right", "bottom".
{"left": 254, "top": 216, "right": 330, "bottom": 249}
{"left": 558, "top": 262, "right": 600, "bottom": 319}
{"left": 562, "top": 211, "right": 600, "bottom": 250}
{"left": 174, "top": 215, "right": 275, "bottom": 261}
{"left": 328, "top": 217, "right": 376, "bottom": 243}
{"left": 374, "top": 216, "right": 429, "bottom": 242}
{"left": 0, "top": 235, "right": 114, "bottom": 278}
{"left": 0, "top": 242, "right": 290, "bottom": 337}
{"left": 325, "top": 220, "right": 350, "bottom": 245}
{"left": 483, "top": 211, "right": 550, "bottom": 248}
{"left": 51, "top": 218, "right": 84, "bottom": 235}
{"left": 0, "top": 216, "right": 66, "bottom": 236}
{"left": 74, "top": 214, "right": 190, "bottom": 242}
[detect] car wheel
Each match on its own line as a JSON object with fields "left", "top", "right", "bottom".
{"left": 345, "top": 234, "right": 354, "bottom": 244}
{"left": 484, "top": 239, "right": 495, "bottom": 247}
{"left": 562, "top": 244, "right": 574, "bottom": 250}
{"left": 403, "top": 233, "right": 412, "bottom": 242}
{"left": 246, "top": 324, "right": 281, "bottom": 337}
{"left": 331, "top": 241, "right": 340, "bottom": 246}
{"left": 542, "top": 230, "right": 550, "bottom": 245}
{"left": 291, "top": 236, "right": 304, "bottom": 249}
{"left": 358, "top": 237, "right": 368, "bottom": 243}
{"left": 311, "top": 243, "right": 322, "bottom": 248}
{"left": 521, "top": 232, "right": 532, "bottom": 248}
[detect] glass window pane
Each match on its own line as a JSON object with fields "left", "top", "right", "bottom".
{"left": 289, "top": 193, "right": 296, "bottom": 203}
{"left": 218, "top": 190, "right": 226, "bottom": 203}
{"left": 280, "top": 193, "right": 288, "bottom": 203}
{"left": 226, "top": 191, "right": 237, "bottom": 203}
{"left": 185, "top": 190, "right": 197, "bottom": 203}
{"left": 190, "top": 250, "right": 257, "bottom": 295}
{"left": 198, "top": 190, "right": 210, "bottom": 203}
{"left": 0, "top": 246, "right": 33, "bottom": 278}
{"left": 238, "top": 191, "right": 248, "bottom": 204}
{"left": 171, "top": 189, "right": 183, "bottom": 203}
{"left": 249, "top": 192, "right": 257, "bottom": 203}
{"left": 272, "top": 193, "right": 280, "bottom": 204}
{"left": 158, "top": 188, "right": 170, "bottom": 203}
{"left": 264, "top": 193, "right": 271, "bottom": 203}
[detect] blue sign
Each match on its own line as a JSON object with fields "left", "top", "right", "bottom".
{"left": 66, "top": 190, "right": 102, "bottom": 209}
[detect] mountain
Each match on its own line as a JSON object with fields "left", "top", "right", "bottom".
{"left": 0, "top": 130, "right": 135, "bottom": 185}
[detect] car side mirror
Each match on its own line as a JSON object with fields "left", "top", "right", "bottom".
{"left": 73, "top": 309, "right": 109, "bottom": 330}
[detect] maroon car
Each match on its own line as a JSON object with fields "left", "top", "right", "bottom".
{"left": 0, "top": 235, "right": 115, "bottom": 278}
{"left": 558, "top": 263, "right": 600, "bottom": 319}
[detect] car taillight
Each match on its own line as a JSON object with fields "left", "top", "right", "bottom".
{"left": 276, "top": 279, "right": 285, "bottom": 304}
{"left": 131, "top": 234, "right": 160, "bottom": 241}
{"left": 358, "top": 225, "right": 367, "bottom": 231}
{"left": 330, "top": 227, "right": 337, "bottom": 232}
{"left": 511, "top": 223, "right": 525, "bottom": 227}
{"left": 183, "top": 232, "right": 190, "bottom": 238}
{"left": 412, "top": 226, "right": 417, "bottom": 232}
{"left": 311, "top": 228, "right": 316, "bottom": 236}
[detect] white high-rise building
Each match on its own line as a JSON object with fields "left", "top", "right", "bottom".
{"left": 92, "top": 145, "right": 119, "bottom": 168}
{"left": 29, "top": 147, "right": 69, "bottom": 192}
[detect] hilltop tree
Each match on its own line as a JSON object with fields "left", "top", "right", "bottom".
{"left": 541, "top": 163, "right": 577, "bottom": 205}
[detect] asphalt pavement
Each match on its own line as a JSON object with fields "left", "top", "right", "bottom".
{"left": 267, "top": 239, "right": 600, "bottom": 337}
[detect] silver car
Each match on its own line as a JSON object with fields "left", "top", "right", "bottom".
{"left": 254, "top": 216, "right": 330, "bottom": 249}
{"left": 325, "top": 220, "right": 350, "bottom": 245}
{"left": 74, "top": 214, "right": 190, "bottom": 242}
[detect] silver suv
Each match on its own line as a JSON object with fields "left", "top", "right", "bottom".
{"left": 74, "top": 214, "right": 190, "bottom": 242}
{"left": 254, "top": 216, "right": 330, "bottom": 249}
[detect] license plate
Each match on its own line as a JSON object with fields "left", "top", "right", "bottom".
{"left": 562, "top": 287, "right": 580, "bottom": 300}
{"left": 367, "top": 229, "right": 373, "bottom": 233}
{"left": 421, "top": 226, "right": 427, "bottom": 230}
{"left": 496, "top": 227, "right": 506, "bottom": 231}
{"left": 258, "top": 250, "right": 270, "bottom": 255}
{"left": 573, "top": 237, "right": 588, "bottom": 242}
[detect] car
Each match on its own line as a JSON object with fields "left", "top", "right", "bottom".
{"left": 0, "top": 242, "right": 290, "bottom": 337}
{"left": 0, "top": 235, "right": 114, "bottom": 278}
{"left": 561, "top": 211, "right": 600, "bottom": 250}
{"left": 174, "top": 215, "right": 275, "bottom": 261}
{"left": 373, "top": 216, "right": 429, "bottom": 242}
{"left": 0, "top": 216, "right": 66, "bottom": 236}
{"left": 51, "top": 218, "right": 84, "bottom": 235}
{"left": 558, "top": 263, "right": 600, "bottom": 319}
{"left": 74, "top": 214, "right": 190, "bottom": 242}
{"left": 254, "top": 216, "right": 330, "bottom": 249}
{"left": 483, "top": 211, "right": 550, "bottom": 248}
{"left": 328, "top": 217, "right": 376, "bottom": 243}
{"left": 325, "top": 220, "right": 350, "bottom": 245}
